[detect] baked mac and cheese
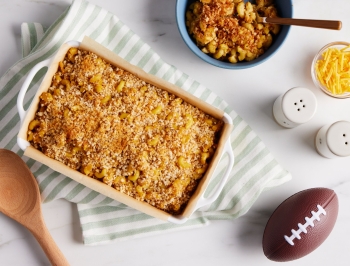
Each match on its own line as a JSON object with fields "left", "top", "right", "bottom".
{"left": 186, "top": 0, "right": 280, "bottom": 63}
{"left": 28, "top": 48, "right": 223, "bottom": 214}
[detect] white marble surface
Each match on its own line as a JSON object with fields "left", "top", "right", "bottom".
{"left": 1, "top": 0, "right": 350, "bottom": 265}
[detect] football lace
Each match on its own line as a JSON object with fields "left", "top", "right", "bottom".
{"left": 284, "top": 205, "right": 327, "bottom": 246}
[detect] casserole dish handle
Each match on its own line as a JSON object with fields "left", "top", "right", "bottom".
{"left": 17, "top": 58, "right": 52, "bottom": 151}
{"left": 195, "top": 135, "right": 234, "bottom": 209}
{"left": 168, "top": 113, "right": 234, "bottom": 224}
{"left": 17, "top": 58, "right": 52, "bottom": 124}
{"left": 17, "top": 41, "right": 80, "bottom": 125}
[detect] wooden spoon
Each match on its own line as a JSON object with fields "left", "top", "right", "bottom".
{"left": 257, "top": 17, "right": 342, "bottom": 30}
{"left": 0, "top": 149, "right": 69, "bottom": 266}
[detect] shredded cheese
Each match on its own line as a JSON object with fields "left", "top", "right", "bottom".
{"left": 315, "top": 44, "right": 350, "bottom": 95}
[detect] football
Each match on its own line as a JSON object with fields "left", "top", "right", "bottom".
{"left": 262, "top": 188, "right": 339, "bottom": 262}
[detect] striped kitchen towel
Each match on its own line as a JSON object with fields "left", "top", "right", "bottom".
{"left": 0, "top": 0, "right": 291, "bottom": 245}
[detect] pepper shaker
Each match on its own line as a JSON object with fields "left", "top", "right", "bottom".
{"left": 315, "top": 120, "right": 350, "bottom": 158}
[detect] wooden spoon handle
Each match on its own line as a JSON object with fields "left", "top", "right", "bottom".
{"left": 29, "top": 220, "right": 70, "bottom": 266}
{"left": 265, "top": 17, "right": 342, "bottom": 30}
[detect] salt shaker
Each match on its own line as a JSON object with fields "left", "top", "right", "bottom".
{"left": 315, "top": 120, "right": 350, "bottom": 158}
{"left": 273, "top": 87, "right": 317, "bottom": 128}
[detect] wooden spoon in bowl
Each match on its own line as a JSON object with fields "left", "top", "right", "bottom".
{"left": 257, "top": 17, "right": 342, "bottom": 30}
{"left": 0, "top": 149, "right": 69, "bottom": 266}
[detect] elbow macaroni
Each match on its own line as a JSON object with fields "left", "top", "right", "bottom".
{"left": 186, "top": 0, "right": 280, "bottom": 63}
{"left": 27, "top": 48, "right": 223, "bottom": 214}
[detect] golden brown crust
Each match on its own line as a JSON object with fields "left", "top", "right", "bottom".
{"left": 28, "top": 48, "right": 223, "bottom": 214}
{"left": 186, "top": 0, "right": 280, "bottom": 63}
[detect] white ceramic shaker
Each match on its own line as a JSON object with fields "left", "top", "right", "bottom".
{"left": 315, "top": 121, "right": 350, "bottom": 158}
{"left": 273, "top": 87, "right": 317, "bottom": 128}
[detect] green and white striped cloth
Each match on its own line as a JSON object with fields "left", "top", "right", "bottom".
{"left": 0, "top": 0, "right": 291, "bottom": 245}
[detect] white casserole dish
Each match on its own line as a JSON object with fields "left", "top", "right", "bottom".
{"left": 17, "top": 37, "right": 234, "bottom": 224}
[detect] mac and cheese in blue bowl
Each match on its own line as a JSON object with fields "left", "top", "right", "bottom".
{"left": 176, "top": 0, "right": 293, "bottom": 69}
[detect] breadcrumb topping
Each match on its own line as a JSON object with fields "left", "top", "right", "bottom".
{"left": 28, "top": 48, "right": 223, "bottom": 214}
{"left": 186, "top": 0, "right": 280, "bottom": 63}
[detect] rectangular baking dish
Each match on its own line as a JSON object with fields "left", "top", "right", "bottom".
{"left": 17, "top": 36, "right": 234, "bottom": 224}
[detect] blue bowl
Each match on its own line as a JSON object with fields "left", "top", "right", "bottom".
{"left": 176, "top": 0, "right": 293, "bottom": 69}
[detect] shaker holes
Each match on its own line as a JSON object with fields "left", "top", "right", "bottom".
{"left": 294, "top": 101, "right": 305, "bottom": 110}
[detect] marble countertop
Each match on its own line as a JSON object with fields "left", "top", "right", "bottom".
{"left": 1, "top": 0, "right": 350, "bottom": 265}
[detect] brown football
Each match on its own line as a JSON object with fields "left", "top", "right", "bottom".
{"left": 262, "top": 188, "right": 339, "bottom": 262}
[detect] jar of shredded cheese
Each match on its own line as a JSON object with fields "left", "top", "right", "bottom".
{"left": 311, "top": 41, "right": 350, "bottom": 99}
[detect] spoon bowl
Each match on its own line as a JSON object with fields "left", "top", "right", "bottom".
{"left": 0, "top": 150, "right": 39, "bottom": 220}
{"left": 0, "top": 149, "right": 69, "bottom": 266}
